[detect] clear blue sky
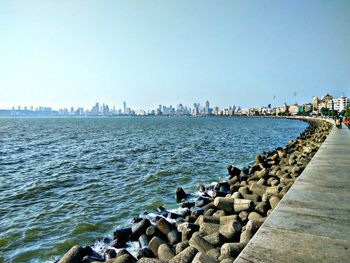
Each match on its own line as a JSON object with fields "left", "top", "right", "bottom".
{"left": 1, "top": 0, "right": 349, "bottom": 110}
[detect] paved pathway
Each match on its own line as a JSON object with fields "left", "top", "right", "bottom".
{"left": 235, "top": 123, "right": 350, "bottom": 263}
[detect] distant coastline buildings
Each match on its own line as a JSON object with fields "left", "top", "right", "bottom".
{"left": 0, "top": 93, "right": 349, "bottom": 117}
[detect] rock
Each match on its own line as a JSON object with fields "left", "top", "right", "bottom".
{"left": 58, "top": 245, "right": 90, "bottom": 263}
{"left": 219, "top": 220, "right": 242, "bottom": 241}
{"left": 277, "top": 150, "right": 286, "bottom": 158}
{"left": 189, "top": 233, "right": 215, "bottom": 253}
{"left": 158, "top": 243, "right": 175, "bottom": 261}
{"left": 192, "top": 252, "right": 219, "bottom": 263}
{"left": 254, "top": 202, "right": 268, "bottom": 215}
{"left": 231, "top": 192, "right": 242, "bottom": 199}
{"left": 149, "top": 236, "right": 166, "bottom": 257}
{"left": 178, "top": 223, "right": 199, "bottom": 241}
{"left": 195, "top": 197, "right": 212, "bottom": 208}
{"left": 112, "top": 228, "right": 132, "bottom": 245}
{"left": 213, "top": 197, "right": 234, "bottom": 213}
{"left": 270, "top": 179, "right": 280, "bottom": 186}
{"left": 233, "top": 199, "right": 254, "bottom": 213}
{"left": 191, "top": 207, "right": 204, "bottom": 217}
{"left": 248, "top": 212, "right": 264, "bottom": 222}
{"left": 256, "top": 178, "right": 265, "bottom": 185}
{"left": 176, "top": 241, "right": 189, "bottom": 254}
{"left": 203, "top": 232, "right": 223, "bottom": 247}
{"left": 269, "top": 195, "right": 280, "bottom": 209}
{"left": 228, "top": 176, "right": 239, "bottom": 185}
{"left": 240, "top": 229, "right": 254, "bottom": 244}
{"left": 219, "top": 215, "right": 239, "bottom": 225}
{"left": 197, "top": 215, "right": 220, "bottom": 225}
{"left": 138, "top": 234, "right": 153, "bottom": 259}
{"left": 201, "top": 201, "right": 215, "bottom": 211}
{"left": 199, "top": 222, "right": 220, "bottom": 236}
{"left": 116, "top": 248, "right": 133, "bottom": 257}
{"left": 255, "top": 155, "right": 263, "bottom": 164}
{"left": 220, "top": 243, "right": 246, "bottom": 258}
{"left": 110, "top": 238, "right": 127, "bottom": 249}
{"left": 240, "top": 167, "right": 250, "bottom": 177}
{"left": 113, "top": 254, "right": 137, "bottom": 263}
{"left": 212, "top": 210, "right": 225, "bottom": 218}
{"left": 246, "top": 220, "right": 263, "bottom": 233}
{"left": 177, "top": 222, "right": 200, "bottom": 233}
{"left": 249, "top": 184, "right": 266, "bottom": 197}
{"left": 156, "top": 218, "right": 180, "bottom": 244}
{"left": 220, "top": 259, "right": 235, "bottom": 263}
{"left": 169, "top": 246, "right": 198, "bottom": 263}
{"left": 238, "top": 186, "right": 249, "bottom": 196}
{"left": 227, "top": 165, "right": 241, "bottom": 178}
{"left": 238, "top": 211, "right": 249, "bottom": 224}
{"left": 256, "top": 168, "right": 267, "bottom": 179}
{"left": 206, "top": 248, "right": 220, "bottom": 261}
{"left": 146, "top": 226, "right": 159, "bottom": 237}
{"left": 104, "top": 249, "right": 117, "bottom": 260}
{"left": 132, "top": 219, "right": 151, "bottom": 239}
{"left": 288, "top": 158, "right": 296, "bottom": 166}
{"left": 265, "top": 186, "right": 281, "bottom": 195}
{"left": 181, "top": 202, "right": 195, "bottom": 209}
{"left": 176, "top": 187, "right": 187, "bottom": 202}
{"left": 280, "top": 177, "right": 295, "bottom": 185}
{"left": 291, "top": 166, "right": 301, "bottom": 175}
{"left": 241, "top": 193, "right": 259, "bottom": 204}
{"left": 138, "top": 258, "right": 167, "bottom": 263}
{"left": 203, "top": 208, "right": 216, "bottom": 216}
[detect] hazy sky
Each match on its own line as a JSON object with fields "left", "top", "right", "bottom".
{"left": 1, "top": 0, "right": 349, "bottom": 110}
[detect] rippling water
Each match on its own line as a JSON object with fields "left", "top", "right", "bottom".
{"left": 0, "top": 116, "right": 307, "bottom": 262}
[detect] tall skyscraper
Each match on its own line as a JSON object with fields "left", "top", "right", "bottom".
{"left": 123, "top": 101, "right": 126, "bottom": 114}
{"left": 205, "top": 100, "right": 210, "bottom": 115}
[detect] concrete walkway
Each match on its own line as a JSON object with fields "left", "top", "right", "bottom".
{"left": 235, "top": 123, "right": 350, "bottom": 263}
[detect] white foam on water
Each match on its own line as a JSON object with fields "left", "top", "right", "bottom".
{"left": 127, "top": 241, "right": 141, "bottom": 258}
{"left": 91, "top": 239, "right": 140, "bottom": 260}
{"left": 91, "top": 239, "right": 107, "bottom": 256}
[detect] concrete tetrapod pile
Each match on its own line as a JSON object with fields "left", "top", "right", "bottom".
{"left": 56, "top": 118, "right": 333, "bottom": 263}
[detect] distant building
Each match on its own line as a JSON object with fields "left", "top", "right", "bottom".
{"left": 136, "top": 109, "right": 146, "bottom": 116}
{"left": 327, "top": 100, "right": 334, "bottom": 110}
{"left": 102, "top": 104, "right": 109, "bottom": 115}
{"left": 276, "top": 103, "right": 288, "bottom": 115}
{"left": 331, "top": 96, "right": 348, "bottom": 112}
{"left": 299, "top": 103, "right": 312, "bottom": 114}
{"left": 312, "top": 96, "right": 319, "bottom": 110}
{"left": 212, "top": 107, "right": 220, "bottom": 116}
{"left": 289, "top": 104, "right": 299, "bottom": 115}
{"left": 192, "top": 103, "right": 200, "bottom": 116}
{"left": 91, "top": 102, "right": 100, "bottom": 115}
{"left": 319, "top": 94, "right": 333, "bottom": 109}
{"left": 123, "top": 101, "right": 126, "bottom": 114}
{"left": 205, "top": 100, "right": 210, "bottom": 115}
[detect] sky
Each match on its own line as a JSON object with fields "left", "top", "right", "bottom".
{"left": 0, "top": 0, "right": 349, "bottom": 110}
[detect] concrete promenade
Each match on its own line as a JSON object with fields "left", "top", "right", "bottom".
{"left": 235, "top": 122, "right": 350, "bottom": 263}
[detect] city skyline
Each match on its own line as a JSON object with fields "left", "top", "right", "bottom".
{"left": 1, "top": 92, "right": 348, "bottom": 117}
{"left": 0, "top": 89, "right": 349, "bottom": 112}
{"left": 1, "top": 1, "right": 350, "bottom": 109}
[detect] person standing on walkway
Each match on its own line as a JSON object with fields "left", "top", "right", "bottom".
{"left": 336, "top": 117, "right": 341, "bottom": 129}
{"left": 339, "top": 115, "right": 343, "bottom": 129}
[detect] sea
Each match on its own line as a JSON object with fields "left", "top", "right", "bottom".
{"left": 0, "top": 116, "right": 307, "bottom": 262}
